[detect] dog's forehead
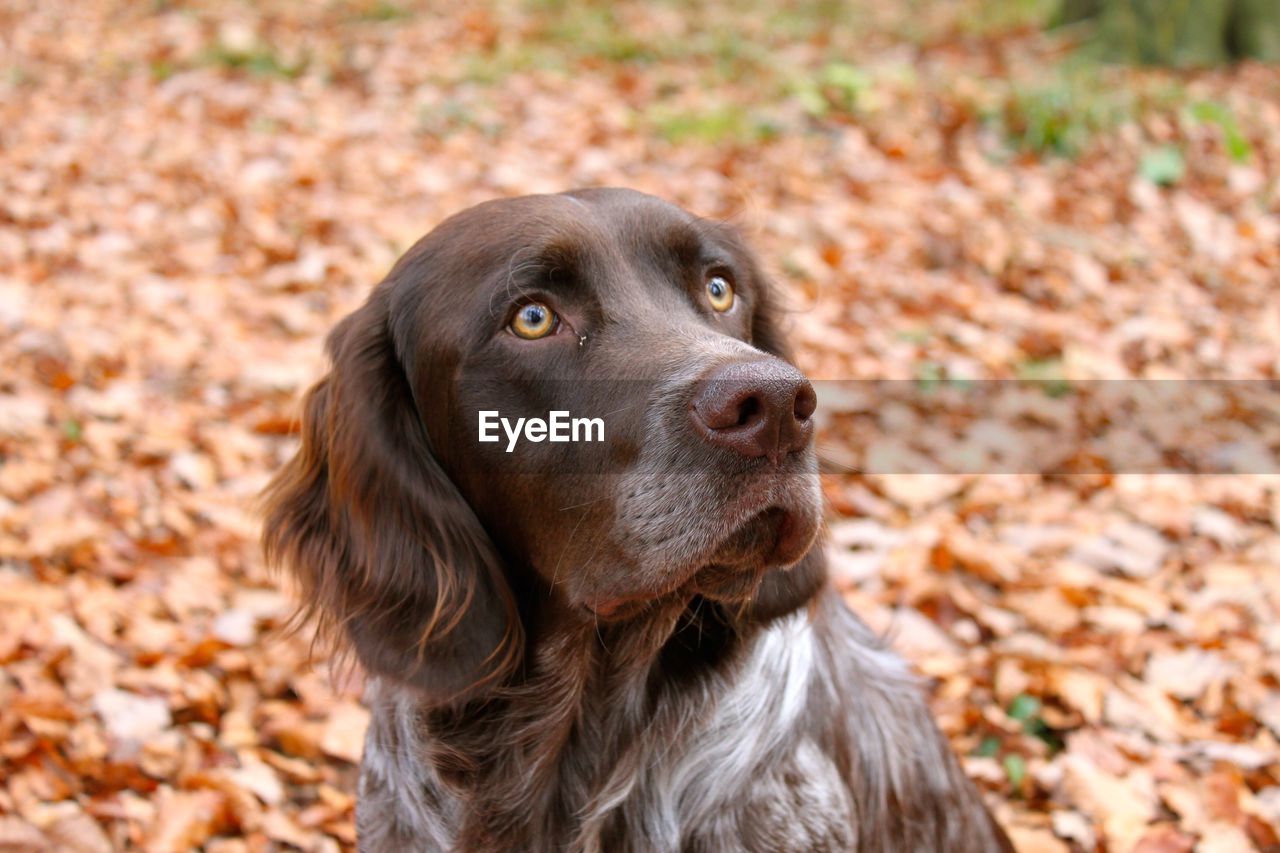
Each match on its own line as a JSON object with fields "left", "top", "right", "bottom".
{"left": 488, "top": 190, "right": 705, "bottom": 257}
{"left": 458, "top": 192, "right": 720, "bottom": 293}
{"left": 392, "top": 190, "right": 742, "bottom": 343}
{"left": 571, "top": 190, "right": 714, "bottom": 257}
{"left": 561, "top": 187, "right": 695, "bottom": 228}
{"left": 538, "top": 192, "right": 700, "bottom": 259}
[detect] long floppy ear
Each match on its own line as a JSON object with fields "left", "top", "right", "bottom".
{"left": 262, "top": 286, "right": 522, "bottom": 706}
{"left": 746, "top": 256, "right": 829, "bottom": 622}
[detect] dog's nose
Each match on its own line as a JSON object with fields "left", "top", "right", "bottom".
{"left": 689, "top": 359, "right": 816, "bottom": 463}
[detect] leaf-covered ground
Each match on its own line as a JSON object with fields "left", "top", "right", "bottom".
{"left": 2, "top": 1, "right": 1279, "bottom": 850}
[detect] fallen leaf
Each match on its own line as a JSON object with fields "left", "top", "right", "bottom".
{"left": 319, "top": 702, "right": 369, "bottom": 765}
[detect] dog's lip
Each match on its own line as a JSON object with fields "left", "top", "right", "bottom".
{"left": 768, "top": 506, "right": 815, "bottom": 567}
{"left": 585, "top": 502, "right": 818, "bottom": 620}
{"left": 585, "top": 465, "right": 819, "bottom": 621}
{"left": 704, "top": 487, "right": 818, "bottom": 565}
{"left": 696, "top": 505, "right": 813, "bottom": 582}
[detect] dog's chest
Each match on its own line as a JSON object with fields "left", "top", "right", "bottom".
{"left": 570, "top": 727, "right": 854, "bottom": 853}
{"left": 562, "top": 612, "right": 853, "bottom": 851}
{"left": 358, "top": 613, "right": 855, "bottom": 851}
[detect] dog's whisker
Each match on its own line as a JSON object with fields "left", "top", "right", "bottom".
{"left": 489, "top": 245, "right": 543, "bottom": 319}
{"left": 558, "top": 495, "right": 608, "bottom": 512}
{"left": 550, "top": 507, "right": 589, "bottom": 590}
{"left": 689, "top": 594, "right": 706, "bottom": 647}
{"left": 815, "top": 449, "right": 861, "bottom": 475}
{"left": 598, "top": 402, "right": 642, "bottom": 419}
{"left": 591, "top": 605, "right": 607, "bottom": 653}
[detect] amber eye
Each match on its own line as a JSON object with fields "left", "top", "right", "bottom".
{"left": 706, "top": 275, "right": 734, "bottom": 312}
{"left": 510, "top": 302, "right": 558, "bottom": 339}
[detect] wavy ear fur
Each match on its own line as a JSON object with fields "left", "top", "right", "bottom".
{"left": 262, "top": 286, "right": 522, "bottom": 706}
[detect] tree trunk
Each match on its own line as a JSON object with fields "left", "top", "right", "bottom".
{"left": 1232, "top": 0, "right": 1280, "bottom": 61}
{"left": 1055, "top": 0, "right": 1280, "bottom": 64}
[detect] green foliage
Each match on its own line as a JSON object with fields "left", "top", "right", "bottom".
{"left": 960, "top": 0, "right": 1059, "bottom": 34}
{"left": 457, "top": 2, "right": 771, "bottom": 87}
{"left": 1189, "top": 100, "right": 1252, "bottom": 163}
{"left": 1007, "top": 693, "right": 1064, "bottom": 752}
{"left": 428, "top": 0, "right": 1259, "bottom": 166}
{"left": 250, "top": 116, "right": 282, "bottom": 135}
{"left": 1014, "top": 358, "right": 1064, "bottom": 380}
{"left": 795, "top": 62, "right": 874, "bottom": 118}
{"left": 761, "top": 0, "right": 863, "bottom": 39}
{"left": 1139, "top": 145, "right": 1185, "bottom": 186}
{"left": 540, "top": 6, "right": 657, "bottom": 64}
{"left": 1231, "top": 0, "right": 1280, "bottom": 61}
{"left": 999, "top": 68, "right": 1130, "bottom": 157}
{"left": 416, "top": 98, "right": 502, "bottom": 138}
{"left": 4, "top": 66, "right": 31, "bottom": 86}
{"left": 974, "top": 735, "right": 1002, "bottom": 758}
{"left": 1003, "top": 754, "right": 1027, "bottom": 789}
{"left": 1007, "top": 693, "right": 1042, "bottom": 724}
{"left": 896, "top": 327, "right": 931, "bottom": 344}
{"left": 355, "top": 1, "right": 411, "bottom": 22}
{"left": 650, "top": 105, "right": 780, "bottom": 144}
{"left": 968, "top": 693, "right": 1062, "bottom": 792}
{"left": 1104, "top": 0, "right": 1235, "bottom": 66}
{"left": 1015, "top": 359, "right": 1072, "bottom": 397}
{"left": 914, "top": 361, "right": 944, "bottom": 390}
{"left": 1057, "top": 0, "right": 1280, "bottom": 65}
{"left": 202, "top": 42, "right": 308, "bottom": 79}
{"left": 149, "top": 59, "right": 175, "bottom": 82}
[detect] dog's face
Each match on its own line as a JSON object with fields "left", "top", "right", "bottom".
{"left": 418, "top": 189, "right": 822, "bottom": 619}
{"left": 264, "top": 189, "right": 825, "bottom": 704}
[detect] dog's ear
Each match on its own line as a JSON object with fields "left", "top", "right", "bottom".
{"left": 262, "top": 287, "right": 522, "bottom": 706}
{"left": 744, "top": 252, "right": 829, "bottom": 622}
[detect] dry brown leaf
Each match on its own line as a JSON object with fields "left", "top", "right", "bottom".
{"left": 1145, "top": 649, "right": 1237, "bottom": 702}
{"left": 1131, "top": 824, "right": 1195, "bottom": 853}
{"left": 319, "top": 701, "right": 370, "bottom": 765}
{"left": 1061, "top": 753, "right": 1158, "bottom": 850}
{"left": 4, "top": 2, "right": 1280, "bottom": 845}
{"left": 1005, "top": 825, "right": 1069, "bottom": 852}
{"left": 92, "top": 689, "right": 172, "bottom": 752}
{"left": 36, "top": 805, "right": 112, "bottom": 853}
{"left": 0, "top": 816, "right": 49, "bottom": 853}
{"left": 145, "top": 789, "right": 228, "bottom": 853}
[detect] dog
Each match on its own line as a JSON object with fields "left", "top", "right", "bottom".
{"left": 262, "top": 188, "right": 1013, "bottom": 851}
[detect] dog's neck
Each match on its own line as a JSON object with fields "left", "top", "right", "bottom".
{"left": 401, "top": 595, "right": 763, "bottom": 846}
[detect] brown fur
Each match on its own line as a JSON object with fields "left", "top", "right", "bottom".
{"left": 263, "top": 189, "right": 1013, "bottom": 851}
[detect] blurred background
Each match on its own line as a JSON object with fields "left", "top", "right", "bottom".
{"left": 1, "top": 1, "right": 1278, "bottom": 849}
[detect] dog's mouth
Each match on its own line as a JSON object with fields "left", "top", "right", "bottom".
{"left": 706, "top": 505, "right": 809, "bottom": 570}
{"left": 587, "top": 503, "right": 817, "bottom": 620}
{"left": 689, "top": 505, "right": 811, "bottom": 602}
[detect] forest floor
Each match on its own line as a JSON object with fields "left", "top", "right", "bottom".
{"left": 2, "top": 1, "right": 1279, "bottom": 850}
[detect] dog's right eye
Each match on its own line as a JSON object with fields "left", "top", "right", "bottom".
{"left": 510, "top": 302, "right": 559, "bottom": 339}
{"left": 706, "top": 274, "right": 735, "bottom": 312}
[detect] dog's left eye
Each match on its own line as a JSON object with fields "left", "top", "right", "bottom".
{"left": 510, "top": 302, "right": 559, "bottom": 339}
{"left": 706, "top": 275, "right": 734, "bottom": 312}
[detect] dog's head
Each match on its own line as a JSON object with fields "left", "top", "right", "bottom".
{"left": 263, "top": 188, "right": 824, "bottom": 705}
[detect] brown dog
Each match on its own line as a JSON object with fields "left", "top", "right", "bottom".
{"left": 263, "top": 188, "right": 1013, "bottom": 851}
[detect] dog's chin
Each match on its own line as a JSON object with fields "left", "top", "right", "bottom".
{"left": 690, "top": 505, "right": 817, "bottom": 603}
{"left": 586, "top": 504, "right": 819, "bottom": 621}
